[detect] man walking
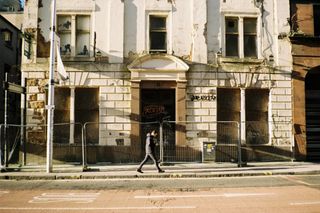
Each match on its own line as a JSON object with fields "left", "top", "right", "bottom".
{"left": 137, "top": 129, "right": 164, "bottom": 173}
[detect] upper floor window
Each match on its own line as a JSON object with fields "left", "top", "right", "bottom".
{"left": 57, "top": 14, "right": 91, "bottom": 57}
{"left": 291, "top": 3, "right": 320, "bottom": 37}
{"left": 149, "top": 15, "right": 167, "bottom": 53}
{"left": 1, "top": 29, "right": 13, "bottom": 47}
{"left": 225, "top": 17, "right": 239, "bottom": 57}
{"left": 225, "top": 17, "right": 257, "bottom": 58}
{"left": 244, "top": 18, "right": 257, "bottom": 57}
{"left": 314, "top": 5, "right": 320, "bottom": 37}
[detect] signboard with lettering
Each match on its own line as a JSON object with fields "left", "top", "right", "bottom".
{"left": 190, "top": 94, "right": 216, "bottom": 102}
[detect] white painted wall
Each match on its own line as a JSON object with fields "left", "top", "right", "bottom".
{"left": 25, "top": 0, "right": 292, "bottom": 66}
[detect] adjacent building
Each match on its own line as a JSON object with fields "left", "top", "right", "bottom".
{"left": 0, "top": 0, "right": 22, "bottom": 12}
{"left": 290, "top": 0, "right": 320, "bottom": 161}
{"left": 21, "top": 0, "right": 293, "bottom": 164}
{"left": 0, "top": 14, "right": 22, "bottom": 126}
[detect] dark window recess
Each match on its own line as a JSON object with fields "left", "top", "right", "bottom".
{"left": 150, "top": 16, "right": 167, "bottom": 53}
{"left": 1, "top": 29, "right": 13, "bottom": 47}
{"left": 54, "top": 88, "right": 71, "bottom": 144}
{"left": 217, "top": 88, "right": 240, "bottom": 149}
{"left": 225, "top": 18, "right": 238, "bottom": 57}
{"left": 244, "top": 18, "right": 257, "bottom": 58}
{"left": 314, "top": 5, "right": 320, "bottom": 37}
{"left": 75, "top": 88, "right": 99, "bottom": 144}
{"left": 53, "top": 88, "right": 99, "bottom": 144}
{"left": 245, "top": 89, "right": 269, "bottom": 145}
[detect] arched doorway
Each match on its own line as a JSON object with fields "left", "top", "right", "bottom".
{"left": 305, "top": 69, "right": 320, "bottom": 161}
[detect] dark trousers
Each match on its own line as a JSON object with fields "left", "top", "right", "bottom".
{"left": 138, "top": 153, "right": 161, "bottom": 171}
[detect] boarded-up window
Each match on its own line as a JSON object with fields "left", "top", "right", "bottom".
{"left": 293, "top": 4, "right": 314, "bottom": 36}
{"left": 75, "top": 88, "right": 99, "bottom": 144}
{"left": 244, "top": 18, "right": 257, "bottom": 58}
{"left": 245, "top": 89, "right": 269, "bottom": 144}
{"left": 53, "top": 87, "right": 99, "bottom": 144}
{"left": 150, "top": 16, "right": 167, "bottom": 53}
{"left": 225, "top": 17, "right": 239, "bottom": 57}
{"left": 217, "top": 88, "right": 240, "bottom": 144}
{"left": 54, "top": 88, "right": 71, "bottom": 144}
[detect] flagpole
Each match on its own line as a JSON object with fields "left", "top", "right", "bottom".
{"left": 46, "top": 0, "right": 56, "bottom": 173}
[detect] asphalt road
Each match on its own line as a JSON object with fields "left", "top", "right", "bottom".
{"left": 0, "top": 175, "right": 319, "bottom": 212}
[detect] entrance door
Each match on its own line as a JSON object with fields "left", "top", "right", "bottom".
{"left": 140, "top": 89, "right": 176, "bottom": 160}
{"left": 306, "top": 71, "right": 320, "bottom": 161}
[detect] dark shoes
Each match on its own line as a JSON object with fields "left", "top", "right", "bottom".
{"left": 137, "top": 168, "right": 164, "bottom": 173}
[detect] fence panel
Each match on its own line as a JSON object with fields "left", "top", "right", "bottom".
{"left": 0, "top": 124, "right": 22, "bottom": 168}
{"left": 216, "top": 121, "right": 240, "bottom": 162}
{"left": 242, "top": 121, "right": 293, "bottom": 162}
{"left": 161, "top": 121, "right": 240, "bottom": 164}
{"left": 83, "top": 121, "right": 160, "bottom": 166}
{"left": 0, "top": 123, "right": 84, "bottom": 170}
{"left": 82, "top": 121, "right": 241, "bottom": 166}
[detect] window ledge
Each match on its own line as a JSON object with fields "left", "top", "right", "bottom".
{"left": 61, "top": 56, "right": 95, "bottom": 62}
{"left": 219, "top": 57, "right": 263, "bottom": 65}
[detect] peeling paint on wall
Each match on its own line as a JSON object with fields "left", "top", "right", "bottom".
{"left": 36, "top": 28, "right": 50, "bottom": 57}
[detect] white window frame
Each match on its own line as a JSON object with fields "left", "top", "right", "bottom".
{"left": 56, "top": 12, "right": 93, "bottom": 58}
{"left": 221, "top": 12, "right": 261, "bottom": 59}
{"left": 146, "top": 11, "right": 172, "bottom": 54}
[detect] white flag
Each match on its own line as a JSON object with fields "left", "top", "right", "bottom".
{"left": 55, "top": 34, "right": 69, "bottom": 81}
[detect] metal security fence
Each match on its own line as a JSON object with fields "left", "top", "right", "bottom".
{"left": 82, "top": 121, "right": 161, "bottom": 166}
{"left": 0, "top": 120, "right": 281, "bottom": 170}
{"left": 82, "top": 121, "right": 241, "bottom": 167}
{"left": 241, "top": 121, "right": 294, "bottom": 162}
{"left": 0, "top": 123, "right": 84, "bottom": 169}
{"left": 160, "top": 121, "right": 241, "bottom": 164}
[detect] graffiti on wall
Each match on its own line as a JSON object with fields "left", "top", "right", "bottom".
{"left": 190, "top": 94, "right": 216, "bottom": 102}
{"left": 142, "top": 105, "right": 166, "bottom": 119}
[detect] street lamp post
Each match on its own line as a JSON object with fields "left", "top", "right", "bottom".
{"left": 46, "top": 0, "right": 57, "bottom": 173}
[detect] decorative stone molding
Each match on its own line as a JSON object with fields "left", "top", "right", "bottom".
{"left": 127, "top": 54, "right": 189, "bottom": 81}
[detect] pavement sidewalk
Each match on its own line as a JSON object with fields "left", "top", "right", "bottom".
{"left": 0, "top": 161, "right": 319, "bottom": 180}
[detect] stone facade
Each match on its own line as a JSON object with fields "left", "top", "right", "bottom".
{"left": 21, "top": 0, "right": 293, "bottom": 164}
{"left": 290, "top": 0, "right": 320, "bottom": 161}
